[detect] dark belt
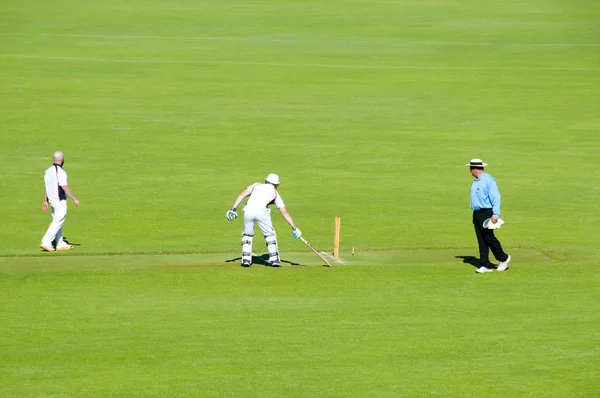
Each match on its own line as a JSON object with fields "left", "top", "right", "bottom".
{"left": 473, "top": 208, "right": 492, "bottom": 212}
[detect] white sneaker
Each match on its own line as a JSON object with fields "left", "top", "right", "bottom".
{"left": 56, "top": 242, "right": 74, "bottom": 251}
{"left": 497, "top": 255, "right": 511, "bottom": 271}
{"left": 40, "top": 242, "right": 55, "bottom": 252}
{"left": 476, "top": 266, "right": 493, "bottom": 273}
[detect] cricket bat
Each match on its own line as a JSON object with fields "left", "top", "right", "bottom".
{"left": 300, "top": 237, "right": 332, "bottom": 267}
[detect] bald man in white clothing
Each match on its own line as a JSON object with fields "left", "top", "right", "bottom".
{"left": 226, "top": 173, "right": 302, "bottom": 267}
{"left": 40, "top": 151, "right": 80, "bottom": 252}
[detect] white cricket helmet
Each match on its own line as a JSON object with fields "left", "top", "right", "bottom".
{"left": 266, "top": 173, "right": 280, "bottom": 185}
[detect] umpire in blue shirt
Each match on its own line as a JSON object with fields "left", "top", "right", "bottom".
{"left": 467, "top": 158, "right": 511, "bottom": 273}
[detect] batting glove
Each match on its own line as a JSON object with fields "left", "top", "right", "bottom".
{"left": 226, "top": 208, "right": 238, "bottom": 222}
{"left": 292, "top": 226, "right": 302, "bottom": 239}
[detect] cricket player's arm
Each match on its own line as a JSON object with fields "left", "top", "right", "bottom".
{"left": 278, "top": 206, "right": 297, "bottom": 229}
{"left": 60, "top": 185, "right": 81, "bottom": 207}
{"left": 488, "top": 180, "right": 501, "bottom": 222}
{"left": 42, "top": 191, "right": 49, "bottom": 212}
{"left": 232, "top": 188, "right": 252, "bottom": 210}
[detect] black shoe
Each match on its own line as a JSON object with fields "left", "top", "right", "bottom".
{"left": 241, "top": 260, "right": 251, "bottom": 267}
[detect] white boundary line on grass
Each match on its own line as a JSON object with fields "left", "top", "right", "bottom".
{"left": 1, "top": 54, "right": 598, "bottom": 72}
{"left": 3, "top": 33, "right": 600, "bottom": 47}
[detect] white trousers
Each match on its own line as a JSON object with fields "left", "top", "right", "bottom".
{"left": 243, "top": 209, "right": 275, "bottom": 237}
{"left": 242, "top": 208, "right": 279, "bottom": 263}
{"left": 42, "top": 200, "right": 67, "bottom": 245}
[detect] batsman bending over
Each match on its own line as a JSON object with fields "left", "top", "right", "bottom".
{"left": 226, "top": 173, "right": 302, "bottom": 267}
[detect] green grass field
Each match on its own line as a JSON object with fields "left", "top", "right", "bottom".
{"left": 1, "top": 0, "right": 599, "bottom": 396}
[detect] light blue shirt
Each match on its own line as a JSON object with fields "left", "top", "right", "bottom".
{"left": 470, "top": 172, "right": 501, "bottom": 216}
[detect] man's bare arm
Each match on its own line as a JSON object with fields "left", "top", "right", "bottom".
{"left": 232, "top": 188, "right": 251, "bottom": 210}
{"left": 61, "top": 185, "right": 81, "bottom": 207}
{"left": 279, "top": 206, "right": 296, "bottom": 228}
{"left": 42, "top": 191, "right": 49, "bottom": 212}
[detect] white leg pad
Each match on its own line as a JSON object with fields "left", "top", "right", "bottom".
{"left": 241, "top": 234, "right": 253, "bottom": 263}
{"left": 265, "top": 234, "right": 280, "bottom": 263}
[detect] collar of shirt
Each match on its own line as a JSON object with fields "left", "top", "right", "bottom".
{"left": 474, "top": 172, "right": 490, "bottom": 182}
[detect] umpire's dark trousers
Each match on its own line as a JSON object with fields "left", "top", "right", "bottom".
{"left": 473, "top": 208, "right": 509, "bottom": 267}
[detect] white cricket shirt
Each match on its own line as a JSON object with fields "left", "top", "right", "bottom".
{"left": 44, "top": 164, "right": 68, "bottom": 202}
{"left": 243, "top": 183, "right": 285, "bottom": 212}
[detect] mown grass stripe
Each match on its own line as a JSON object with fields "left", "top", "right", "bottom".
{"left": 1, "top": 53, "right": 598, "bottom": 71}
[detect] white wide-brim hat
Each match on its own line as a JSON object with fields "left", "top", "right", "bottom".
{"left": 466, "top": 158, "right": 488, "bottom": 167}
{"left": 266, "top": 173, "right": 280, "bottom": 185}
{"left": 483, "top": 218, "right": 505, "bottom": 230}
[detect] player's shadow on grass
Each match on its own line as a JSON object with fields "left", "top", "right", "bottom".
{"left": 62, "top": 237, "right": 81, "bottom": 247}
{"left": 225, "top": 254, "right": 301, "bottom": 266}
{"left": 455, "top": 255, "right": 480, "bottom": 268}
